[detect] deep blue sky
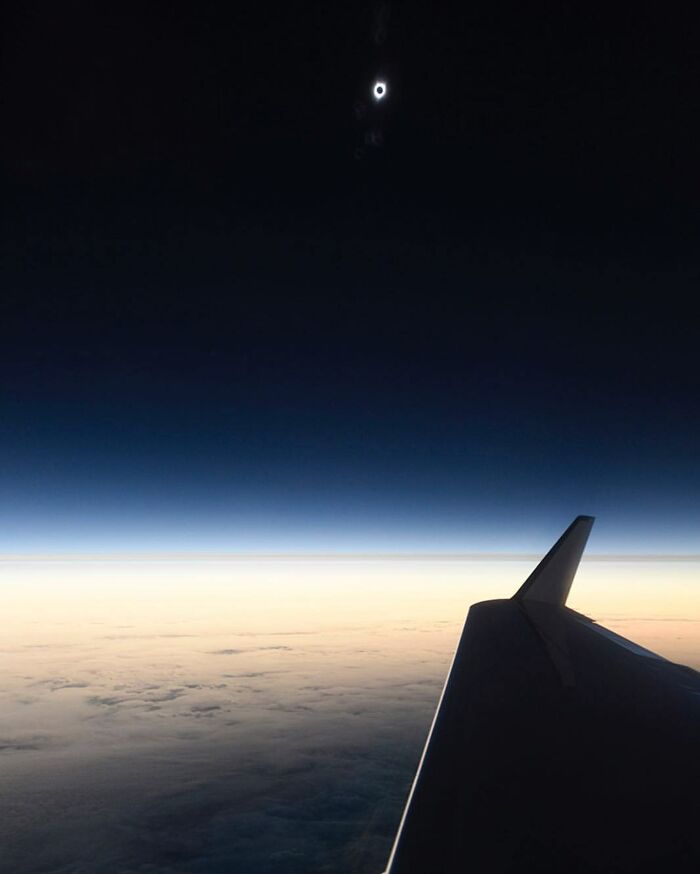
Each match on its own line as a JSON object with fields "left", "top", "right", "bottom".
{"left": 3, "top": 1, "right": 700, "bottom": 554}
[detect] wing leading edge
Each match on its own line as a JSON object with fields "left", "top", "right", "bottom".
{"left": 384, "top": 516, "right": 700, "bottom": 874}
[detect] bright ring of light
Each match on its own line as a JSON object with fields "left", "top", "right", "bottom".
{"left": 372, "top": 80, "right": 387, "bottom": 101}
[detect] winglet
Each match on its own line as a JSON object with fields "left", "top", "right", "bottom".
{"left": 513, "top": 516, "right": 594, "bottom": 606}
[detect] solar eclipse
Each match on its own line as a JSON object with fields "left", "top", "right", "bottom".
{"left": 372, "top": 80, "right": 387, "bottom": 101}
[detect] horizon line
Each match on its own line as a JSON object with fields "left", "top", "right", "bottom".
{"left": 2, "top": 552, "right": 700, "bottom": 563}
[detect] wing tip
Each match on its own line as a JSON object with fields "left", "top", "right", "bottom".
{"left": 513, "top": 515, "right": 595, "bottom": 606}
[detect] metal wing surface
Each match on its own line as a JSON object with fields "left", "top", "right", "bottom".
{"left": 385, "top": 517, "right": 700, "bottom": 874}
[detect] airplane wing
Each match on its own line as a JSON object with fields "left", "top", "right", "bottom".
{"left": 384, "top": 516, "right": 700, "bottom": 873}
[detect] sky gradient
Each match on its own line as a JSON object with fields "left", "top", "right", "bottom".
{"left": 3, "top": 5, "right": 699, "bottom": 873}
{"left": 3, "top": 3, "right": 700, "bottom": 555}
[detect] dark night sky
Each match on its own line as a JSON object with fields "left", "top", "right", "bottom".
{"left": 2, "top": 1, "right": 700, "bottom": 552}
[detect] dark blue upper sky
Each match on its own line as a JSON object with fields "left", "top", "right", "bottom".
{"left": 3, "top": 1, "right": 699, "bottom": 554}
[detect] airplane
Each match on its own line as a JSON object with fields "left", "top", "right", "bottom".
{"left": 383, "top": 516, "right": 700, "bottom": 873}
